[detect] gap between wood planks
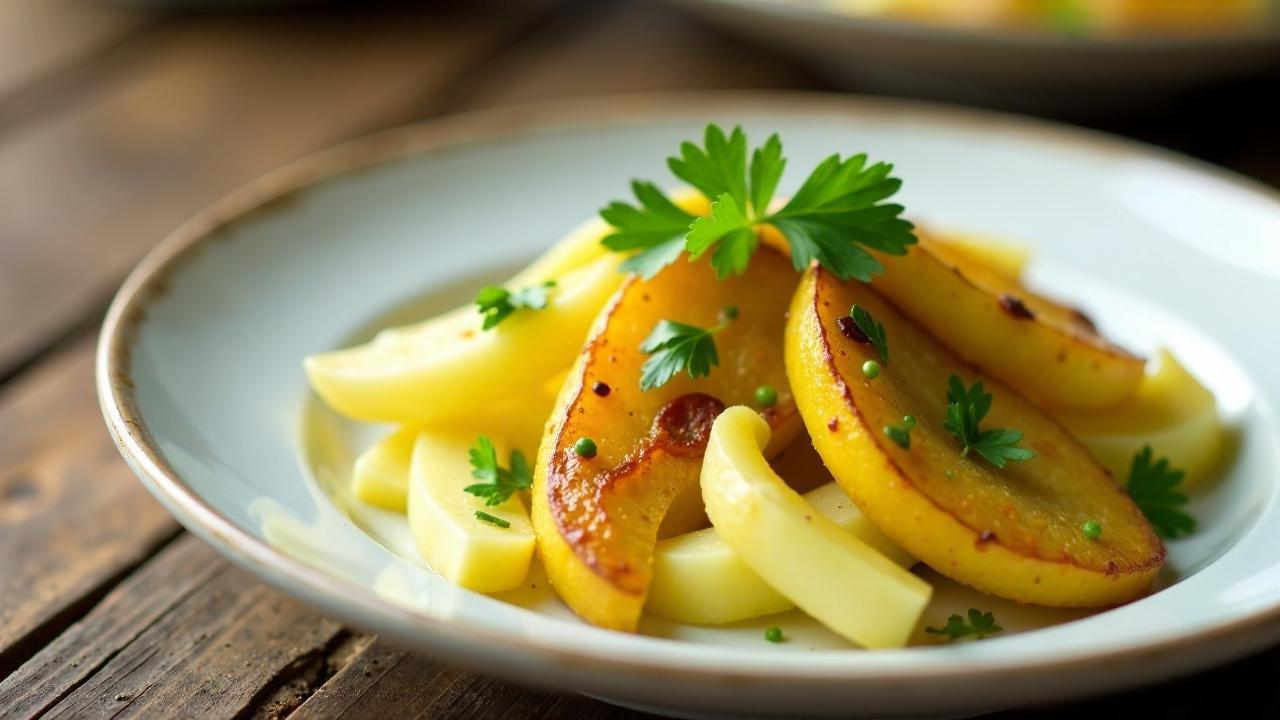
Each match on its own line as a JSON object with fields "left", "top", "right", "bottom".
{"left": 0, "top": 334, "right": 182, "bottom": 680}
{"left": 0, "top": 535, "right": 350, "bottom": 719}
{"left": 0, "top": 533, "right": 651, "bottom": 719}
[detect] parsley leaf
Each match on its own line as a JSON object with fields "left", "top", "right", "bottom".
{"left": 768, "top": 153, "right": 915, "bottom": 281}
{"left": 669, "top": 124, "right": 749, "bottom": 208}
{"left": 926, "top": 609, "right": 1003, "bottom": 641}
{"left": 1127, "top": 445, "right": 1196, "bottom": 539}
{"left": 687, "top": 194, "right": 757, "bottom": 278}
{"left": 750, "top": 133, "right": 785, "bottom": 217}
{"left": 851, "top": 304, "right": 889, "bottom": 364}
{"left": 463, "top": 435, "right": 533, "bottom": 506}
{"left": 600, "top": 124, "right": 916, "bottom": 281}
{"left": 638, "top": 318, "right": 727, "bottom": 391}
{"left": 475, "top": 280, "right": 556, "bottom": 330}
{"left": 600, "top": 181, "right": 697, "bottom": 279}
{"left": 941, "top": 374, "right": 1036, "bottom": 469}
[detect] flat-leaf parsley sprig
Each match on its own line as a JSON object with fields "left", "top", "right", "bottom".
{"left": 942, "top": 375, "right": 1035, "bottom": 469}
{"left": 600, "top": 182, "right": 697, "bottom": 279}
{"left": 638, "top": 310, "right": 736, "bottom": 391}
{"left": 926, "top": 609, "right": 1003, "bottom": 641}
{"left": 601, "top": 124, "right": 917, "bottom": 281}
{"left": 474, "top": 280, "right": 555, "bottom": 330}
{"left": 463, "top": 435, "right": 533, "bottom": 506}
{"left": 1127, "top": 445, "right": 1195, "bottom": 539}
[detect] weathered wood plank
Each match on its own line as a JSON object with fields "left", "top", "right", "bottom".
{"left": 287, "top": 639, "right": 466, "bottom": 719}
{"left": 0, "top": 0, "right": 562, "bottom": 380}
{"left": 0, "top": 337, "right": 179, "bottom": 676}
{"left": 1, "top": 534, "right": 347, "bottom": 720}
{"left": 287, "top": 631, "right": 1280, "bottom": 719}
{"left": 0, "top": 0, "right": 149, "bottom": 102}
{"left": 288, "top": 638, "right": 648, "bottom": 720}
{"left": 0, "top": 535, "right": 222, "bottom": 717}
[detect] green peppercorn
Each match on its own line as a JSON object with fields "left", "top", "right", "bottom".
{"left": 764, "top": 627, "right": 784, "bottom": 643}
{"left": 755, "top": 385, "right": 778, "bottom": 408}
{"left": 1082, "top": 520, "right": 1102, "bottom": 539}
{"left": 884, "top": 425, "right": 910, "bottom": 450}
{"left": 903, "top": 415, "right": 917, "bottom": 430}
{"left": 574, "top": 437, "right": 598, "bottom": 458}
{"left": 862, "top": 360, "right": 881, "bottom": 379}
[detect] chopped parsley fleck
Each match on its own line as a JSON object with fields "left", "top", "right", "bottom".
{"left": 926, "top": 609, "right": 1002, "bottom": 641}
{"left": 941, "top": 375, "right": 1035, "bottom": 469}
{"left": 1126, "top": 445, "right": 1195, "bottom": 539}
{"left": 463, "top": 435, "right": 532, "bottom": 506}
{"left": 850, "top": 304, "right": 889, "bottom": 364}
{"left": 638, "top": 311, "right": 735, "bottom": 391}
{"left": 474, "top": 510, "right": 511, "bottom": 529}
{"left": 474, "top": 281, "right": 555, "bottom": 330}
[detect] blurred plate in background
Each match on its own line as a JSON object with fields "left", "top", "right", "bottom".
{"left": 665, "top": 0, "right": 1280, "bottom": 111}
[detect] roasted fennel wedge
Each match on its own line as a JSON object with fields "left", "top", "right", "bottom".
{"left": 870, "top": 234, "right": 1145, "bottom": 410}
{"left": 532, "top": 248, "right": 800, "bottom": 632}
{"left": 787, "top": 266, "right": 1165, "bottom": 607}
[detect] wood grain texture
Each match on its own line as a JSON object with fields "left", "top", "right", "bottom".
{"left": 0, "top": 535, "right": 223, "bottom": 718}
{"left": 289, "top": 638, "right": 648, "bottom": 720}
{"left": 0, "top": 337, "right": 178, "bottom": 677}
{"left": 2, "top": 534, "right": 346, "bottom": 720}
{"left": 0, "top": 0, "right": 562, "bottom": 380}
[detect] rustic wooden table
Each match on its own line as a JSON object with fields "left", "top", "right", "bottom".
{"left": 1, "top": 1, "right": 1278, "bottom": 717}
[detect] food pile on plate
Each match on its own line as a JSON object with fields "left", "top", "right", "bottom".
{"left": 305, "top": 125, "right": 1222, "bottom": 648}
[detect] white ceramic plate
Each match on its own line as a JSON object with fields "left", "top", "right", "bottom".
{"left": 665, "top": 0, "right": 1280, "bottom": 109}
{"left": 98, "top": 93, "right": 1280, "bottom": 719}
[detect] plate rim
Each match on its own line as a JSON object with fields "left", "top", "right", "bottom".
{"left": 95, "top": 90, "right": 1280, "bottom": 697}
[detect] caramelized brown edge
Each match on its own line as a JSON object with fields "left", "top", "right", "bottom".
{"left": 810, "top": 267, "right": 1165, "bottom": 577}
